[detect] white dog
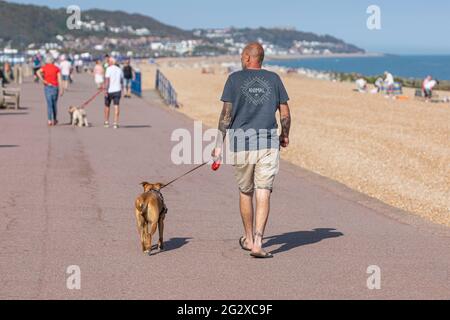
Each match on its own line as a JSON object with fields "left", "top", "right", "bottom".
{"left": 68, "top": 106, "right": 89, "bottom": 127}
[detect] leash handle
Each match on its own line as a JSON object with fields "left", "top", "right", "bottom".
{"left": 211, "top": 157, "right": 222, "bottom": 171}
{"left": 161, "top": 162, "right": 209, "bottom": 190}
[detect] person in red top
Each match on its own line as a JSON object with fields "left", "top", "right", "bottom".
{"left": 37, "top": 55, "right": 64, "bottom": 126}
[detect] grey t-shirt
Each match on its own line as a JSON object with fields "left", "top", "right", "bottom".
{"left": 221, "top": 69, "right": 289, "bottom": 152}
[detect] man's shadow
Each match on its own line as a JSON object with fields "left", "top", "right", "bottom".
{"left": 121, "top": 125, "right": 152, "bottom": 129}
{"left": 264, "top": 228, "right": 344, "bottom": 255}
{"left": 150, "top": 237, "right": 192, "bottom": 256}
{"left": 0, "top": 112, "right": 28, "bottom": 116}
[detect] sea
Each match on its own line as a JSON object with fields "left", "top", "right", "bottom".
{"left": 266, "top": 55, "right": 450, "bottom": 80}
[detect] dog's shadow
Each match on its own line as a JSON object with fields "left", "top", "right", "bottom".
{"left": 0, "top": 145, "right": 19, "bottom": 148}
{"left": 264, "top": 228, "right": 344, "bottom": 255}
{"left": 150, "top": 237, "right": 192, "bottom": 256}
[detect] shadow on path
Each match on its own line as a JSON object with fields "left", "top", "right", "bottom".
{"left": 121, "top": 125, "right": 152, "bottom": 129}
{"left": 55, "top": 124, "right": 152, "bottom": 129}
{"left": 0, "top": 145, "right": 19, "bottom": 148}
{"left": 151, "top": 237, "right": 192, "bottom": 256}
{"left": 265, "top": 228, "right": 344, "bottom": 255}
{"left": 0, "top": 112, "right": 28, "bottom": 116}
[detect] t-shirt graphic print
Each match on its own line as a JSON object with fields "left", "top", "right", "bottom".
{"left": 221, "top": 69, "right": 289, "bottom": 152}
{"left": 241, "top": 77, "right": 272, "bottom": 106}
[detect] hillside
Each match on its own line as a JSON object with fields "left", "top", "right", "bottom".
{"left": 231, "top": 28, "right": 363, "bottom": 53}
{"left": 0, "top": 1, "right": 67, "bottom": 46}
{"left": 0, "top": 0, "right": 190, "bottom": 47}
{"left": 0, "top": 0, "right": 364, "bottom": 54}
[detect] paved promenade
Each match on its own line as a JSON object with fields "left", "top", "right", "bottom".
{"left": 0, "top": 74, "right": 449, "bottom": 299}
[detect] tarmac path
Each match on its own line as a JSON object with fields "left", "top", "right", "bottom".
{"left": 0, "top": 74, "right": 449, "bottom": 299}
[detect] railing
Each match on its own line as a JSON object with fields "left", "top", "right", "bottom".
{"left": 155, "top": 69, "right": 178, "bottom": 108}
{"left": 131, "top": 71, "right": 142, "bottom": 97}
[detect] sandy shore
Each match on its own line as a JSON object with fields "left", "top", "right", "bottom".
{"left": 137, "top": 58, "right": 450, "bottom": 227}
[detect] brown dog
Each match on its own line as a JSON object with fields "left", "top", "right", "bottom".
{"left": 134, "top": 182, "right": 168, "bottom": 255}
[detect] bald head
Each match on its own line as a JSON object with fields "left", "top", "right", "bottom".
{"left": 241, "top": 42, "right": 265, "bottom": 69}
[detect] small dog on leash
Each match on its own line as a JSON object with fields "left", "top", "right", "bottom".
{"left": 134, "top": 182, "right": 168, "bottom": 255}
{"left": 68, "top": 106, "right": 89, "bottom": 127}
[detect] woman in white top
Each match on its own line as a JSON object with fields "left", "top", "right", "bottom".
{"left": 93, "top": 60, "right": 105, "bottom": 89}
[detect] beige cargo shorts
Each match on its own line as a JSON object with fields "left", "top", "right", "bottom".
{"left": 232, "top": 148, "right": 280, "bottom": 194}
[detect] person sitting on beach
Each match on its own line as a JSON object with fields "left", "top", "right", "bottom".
{"left": 355, "top": 78, "right": 368, "bottom": 93}
{"left": 374, "top": 77, "right": 384, "bottom": 93}
{"left": 422, "top": 76, "right": 438, "bottom": 101}
{"left": 384, "top": 71, "right": 395, "bottom": 96}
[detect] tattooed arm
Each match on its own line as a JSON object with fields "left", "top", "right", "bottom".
{"left": 217, "top": 102, "right": 233, "bottom": 143}
{"left": 212, "top": 102, "right": 233, "bottom": 157}
{"left": 279, "top": 103, "right": 291, "bottom": 148}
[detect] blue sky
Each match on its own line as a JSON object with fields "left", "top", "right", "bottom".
{"left": 9, "top": 0, "right": 450, "bottom": 54}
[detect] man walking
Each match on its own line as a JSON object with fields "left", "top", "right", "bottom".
{"left": 59, "top": 56, "right": 72, "bottom": 91}
{"left": 104, "top": 57, "right": 123, "bottom": 129}
{"left": 37, "top": 56, "right": 64, "bottom": 126}
{"left": 212, "top": 43, "right": 292, "bottom": 259}
{"left": 122, "top": 60, "right": 134, "bottom": 98}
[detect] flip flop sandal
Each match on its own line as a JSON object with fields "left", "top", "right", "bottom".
{"left": 250, "top": 251, "right": 274, "bottom": 259}
{"left": 239, "top": 237, "right": 252, "bottom": 252}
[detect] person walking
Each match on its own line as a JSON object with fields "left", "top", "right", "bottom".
{"left": 75, "top": 57, "right": 83, "bottom": 73}
{"left": 37, "top": 56, "right": 64, "bottom": 126}
{"left": 212, "top": 42, "right": 292, "bottom": 259}
{"left": 122, "top": 60, "right": 135, "bottom": 98}
{"left": 33, "top": 54, "right": 42, "bottom": 83}
{"left": 103, "top": 54, "right": 110, "bottom": 71}
{"left": 58, "top": 55, "right": 72, "bottom": 91}
{"left": 104, "top": 57, "right": 124, "bottom": 129}
{"left": 93, "top": 60, "right": 105, "bottom": 89}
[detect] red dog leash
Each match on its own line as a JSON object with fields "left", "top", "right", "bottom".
{"left": 161, "top": 162, "right": 209, "bottom": 190}
{"left": 161, "top": 158, "right": 222, "bottom": 190}
{"left": 79, "top": 88, "right": 104, "bottom": 110}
